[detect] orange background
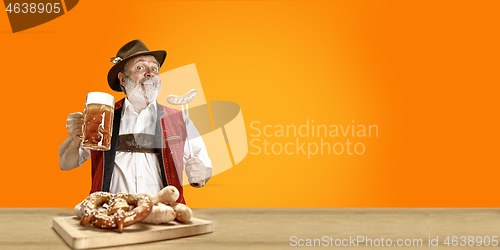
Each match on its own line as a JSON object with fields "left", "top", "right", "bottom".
{"left": 0, "top": 0, "right": 498, "bottom": 208}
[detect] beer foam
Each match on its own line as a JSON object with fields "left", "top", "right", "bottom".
{"left": 86, "top": 92, "right": 115, "bottom": 107}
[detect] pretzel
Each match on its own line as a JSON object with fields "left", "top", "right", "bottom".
{"left": 79, "top": 192, "right": 153, "bottom": 232}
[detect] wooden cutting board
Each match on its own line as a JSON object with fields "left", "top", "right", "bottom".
{"left": 52, "top": 216, "right": 213, "bottom": 249}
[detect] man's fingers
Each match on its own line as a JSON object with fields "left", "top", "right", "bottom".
{"left": 186, "top": 156, "right": 202, "bottom": 165}
{"left": 188, "top": 173, "right": 205, "bottom": 181}
{"left": 189, "top": 175, "right": 206, "bottom": 184}
{"left": 67, "top": 122, "right": 83, "bottom": 130}
{"left": 67, "top": 113, "right": 84, "bottom": 127}
{"left": 67, "top": 118, "right": 83, "bottom": 123}
{"left": 67, "top": 122, "right": 83, "bottom": 128}
{"left": 68, "top": 127, "right": 82, "bottom": 134}
{"left": 185, "top": 163, "right": 203, "bottom": 171}
{"left": 185, "top": 166, "right": 205, "bottom": 178}
{"left": 185, "top": 164, "right": 206, "bottom": 180}
{"left": 67, "top": 117, "right": 84, "bottom": 123}
{"left": 66, "top": 112, "right": 84, "bottom": 138}
{"left": 185, "top": 167, "right": 205, "bottom": 176}
{"left": 186, "top": 157, "right": 207, "bottom": 184}
{"left": 68, "top": 112, "right": 84, "bottom": 119}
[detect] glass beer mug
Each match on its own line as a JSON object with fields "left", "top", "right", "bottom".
{"left": 81, "top": 92, "right": 115, "bottom": 151}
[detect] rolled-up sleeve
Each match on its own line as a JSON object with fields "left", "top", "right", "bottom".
{"left": 78, "top": 147, "right": 91, "bottom": 166}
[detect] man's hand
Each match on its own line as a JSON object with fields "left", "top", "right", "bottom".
{"left": 185, "top": 156, "right": 207, "bottom": 187}
{"left": 66, "top": 112, "right": 84, "bottom": 139}
{"left": 59, "top": 112, "right": 85, "bottom": 170}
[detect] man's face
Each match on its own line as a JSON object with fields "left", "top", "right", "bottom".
{"left": 118, "top": 55, "right": 161, "bottom": 104}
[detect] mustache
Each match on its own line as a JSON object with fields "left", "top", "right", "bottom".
{"left": 139, "top": 77, "right": 158, "bottom": 85}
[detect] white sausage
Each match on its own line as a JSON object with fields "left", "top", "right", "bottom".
{"left": 169, "top": 203, "right": 192, "bottom": 223}
{"left": 141, "top": 203, "right": 176, "bottom": 224}
{"left": 167, "top": 89, "right": 198, "bottom": 105}
{"left": 157, "top": 186, "right": 180, "bottom": 205}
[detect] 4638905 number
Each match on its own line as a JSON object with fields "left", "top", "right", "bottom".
{"left": 5, "top": 3, "right": 61, "bottom": 14}
{"left": 444, "top": 236, "right": 498, "bottom": 247}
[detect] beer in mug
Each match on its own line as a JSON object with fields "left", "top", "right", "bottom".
{"left": 81, "top": 92, "right": 114, "bottom": 151}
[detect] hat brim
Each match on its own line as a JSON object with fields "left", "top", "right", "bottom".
{"left": 107, "top": 50, "right": 167, "bottom": 92}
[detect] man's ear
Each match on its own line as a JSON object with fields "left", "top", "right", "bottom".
{"left": 118, "top": 72, "right": 125, "bottom": 87}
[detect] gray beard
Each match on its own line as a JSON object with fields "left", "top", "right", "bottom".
{"left": 124, "top": 76, "right": 161, "bottom": 105}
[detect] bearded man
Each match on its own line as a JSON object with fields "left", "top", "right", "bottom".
{"left": 58, "top": 40, "right": 212, "bottom": 204}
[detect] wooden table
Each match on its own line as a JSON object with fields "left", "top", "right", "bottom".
{"left": 1, "top": 208, "right": 499, "bottom": 249}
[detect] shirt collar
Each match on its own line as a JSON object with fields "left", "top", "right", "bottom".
{"left": 123, "top": 98, "right": 157, "bottom": 116}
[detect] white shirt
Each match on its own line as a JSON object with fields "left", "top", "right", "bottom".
{"left": 78, "top": 98, "right": 212, "bottom": 194}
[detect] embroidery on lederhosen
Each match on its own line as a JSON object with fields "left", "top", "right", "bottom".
{"left": 117, "top": 134, "right": 156, "bottom": 153}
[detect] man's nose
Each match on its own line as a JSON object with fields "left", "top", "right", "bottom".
{"left": 145, "top": 67, "right": 155, "bottom": 77}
